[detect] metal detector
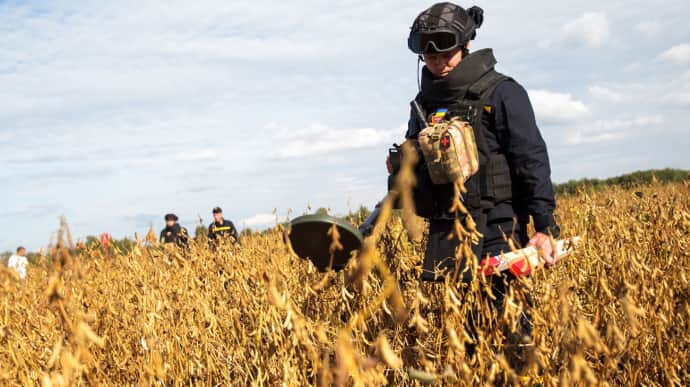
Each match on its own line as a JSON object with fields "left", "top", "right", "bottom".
{"left": 286, "top": 205, "right": 382, "bottom": 272}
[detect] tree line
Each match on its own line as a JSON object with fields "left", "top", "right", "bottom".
{"left": 552, "top": 168, "right": 689, "bottom": 196}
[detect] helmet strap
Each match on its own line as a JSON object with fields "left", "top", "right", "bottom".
{"left": 417, "top": 55, "right": 423, "bottom": 91}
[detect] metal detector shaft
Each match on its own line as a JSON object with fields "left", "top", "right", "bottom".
{"left": 358, "top": 204, "right": 381, "bottom": 237}
{"left": 358, "top": 191, "right": 397, "bottom": 237}
{"left": 356, "top": 100, "right": 426, "bottom": 238}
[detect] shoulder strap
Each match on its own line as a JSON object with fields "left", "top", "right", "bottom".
{"left": 405, "top": 93, "right": 426, "bottom": 139}
{"left": 462, "top": 70, "right": 510, "bottom": 211}
{"left": 467, "top": 71, "right": 510, "bottom": 102}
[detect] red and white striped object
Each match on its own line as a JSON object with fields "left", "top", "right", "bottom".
{"left": 478, "top": 237, "right": 581, "bottom": 277}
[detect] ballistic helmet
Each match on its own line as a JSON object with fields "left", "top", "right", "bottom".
{"left": 408, "top": 3, "right": 484, "bottom": 54}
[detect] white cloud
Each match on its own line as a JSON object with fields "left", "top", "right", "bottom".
{"left": 242, "top": 213, "right": 277, "bottom": 228}
{"left": 567, "top": 115, "right": 663, "bottom": 145}
{"left": 528, "top": 90, "right": 589, "bottom": 123}
{"left": 623, "top": 62, "right": 642, "bottom": 73}
{"left": 583, "top": 78, "right": 690, "bottom": 107}
{"left": 588, "top": 85, "right": 623, "bottom": 103}
{"left": 267, "top": 123, "right": 401, "bottom": 159}
{"left": 635, "top": 21, "right": 661, "bottom": 38}
{"left": 561, "top": 12, "right": 610, "bottom": 47}
{"left": 0, "top": 131, "right": 13, "bottom": 143}
{"left": 175, "top": 149, "right": 218, "bottom": 161}
{"left": 658, "top": 43, "right": 690, "bottom": 64}
{"left": 667, "top": 90, "right": 690, "bottom": 106}
{"left": 667, "top": 74, "right": 690, "bottom": 105}
{"left": 125, "top": 158, "right": 164, "bottom": 168}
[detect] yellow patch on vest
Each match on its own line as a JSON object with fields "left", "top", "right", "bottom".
{"left": 483, "top": 105, "right": 493, "bottom": 114}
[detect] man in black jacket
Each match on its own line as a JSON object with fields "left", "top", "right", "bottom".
{"left": 208, "top": 207, "right": 239, "bottom": 245}
{"left": 394, "top": 2, "right": 562, "bottom": 371}
{"left": 159, "top": 213, "right": 189, "bottom": 248}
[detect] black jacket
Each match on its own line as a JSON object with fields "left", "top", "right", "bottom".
{"left": 159, "top": 224, "right": 189, "bottom": 247}
{"left": 407, "top": 49, "right": 558, "bottom": 234}
{"left": 208, "top": 219, "right": 238, "bottom": 243}
{"left": 481, "top": 80, "right": 557, "bottom": 233}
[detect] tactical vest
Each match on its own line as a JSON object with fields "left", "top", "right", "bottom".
{"left": 409, "top": 69, "right": 513, "bottom": 219}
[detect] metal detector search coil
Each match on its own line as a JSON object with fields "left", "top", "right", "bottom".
{"left": 286, "top": 214, "right": 364, "bottom": 272}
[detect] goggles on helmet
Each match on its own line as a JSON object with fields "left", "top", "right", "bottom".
{"left": 408, "top": 29, "right": 462, "bottom": 54}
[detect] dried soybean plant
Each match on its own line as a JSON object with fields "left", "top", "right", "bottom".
{"left": 0, "top": 181, "right": 689, "bottom": 385}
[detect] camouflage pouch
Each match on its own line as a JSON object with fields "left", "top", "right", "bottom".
{"left": 417, "top": 117, "right": 479, "bottom": 185}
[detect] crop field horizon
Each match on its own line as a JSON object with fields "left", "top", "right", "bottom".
{"left": 1, "top": 181, "right": 689, "bottom": 386}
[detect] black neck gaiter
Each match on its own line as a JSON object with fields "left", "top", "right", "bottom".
{"left": 419, "top": 48, "right": 498, "bottom": 107}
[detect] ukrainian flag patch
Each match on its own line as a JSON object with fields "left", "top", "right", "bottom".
{"left": 431, "top": 108, "right": 448, "bottom": 124}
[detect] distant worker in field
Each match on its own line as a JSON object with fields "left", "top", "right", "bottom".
{"left": 159, "top": 213, "right": 189, "bottom": 248}
{"left": 392, "top": 2, "right": 561, "bottom": 371}
{"left": 8, "top": 246, "right": 28, "bottom": 280}
{"left": 208, "top": 207, "right": 239, "bottom": 245}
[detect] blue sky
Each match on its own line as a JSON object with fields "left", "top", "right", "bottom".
{"left": 1, "top": 0, "right": 689, "bottom": 252}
